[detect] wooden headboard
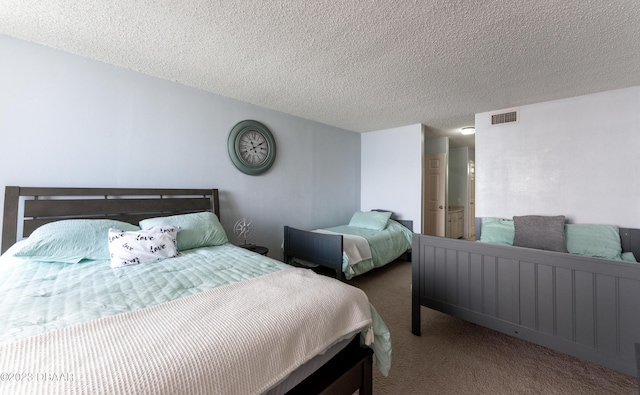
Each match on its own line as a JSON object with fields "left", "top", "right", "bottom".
{"left": 1, "top": 186, "right": 220, "bottom": 254}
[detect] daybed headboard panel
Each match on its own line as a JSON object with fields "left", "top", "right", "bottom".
{"left": 2, "top": 186, "right": 220, "bottom": 254}
{"left": 412, "top": 233, "right": 640, "bottom": 376}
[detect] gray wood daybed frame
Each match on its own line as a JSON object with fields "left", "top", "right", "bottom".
{"left": 283, "top": 217, "right": 413, "bottom": 281}
{"left": 1, "top": 186, "right": 373, "bottom": 395}
{"left": 412, "top": 217, "right": 640, "bottom": 377}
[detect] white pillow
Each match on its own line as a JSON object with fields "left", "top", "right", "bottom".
{"left": 108, "top": 226, "right": 180, "bottom": 268}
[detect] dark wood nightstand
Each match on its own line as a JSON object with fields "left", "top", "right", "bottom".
{"left": 239, "top": 244, "right": 269, "bottom": 256}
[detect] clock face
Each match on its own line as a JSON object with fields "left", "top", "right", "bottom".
{"left": 238, "top": 130, "right": 269, "bottom": 166}
{"left": 227, "top": 120, "right": 276, "bottom": 175}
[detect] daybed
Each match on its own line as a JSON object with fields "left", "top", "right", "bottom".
{"left": 412, "top": 215, "right": 640, "bottom": 377}
{"left": 0, "top": 186, "right": 392, "bottom": 395}
{"left": 283, "top": 210, "right": 413, "bottom": 281}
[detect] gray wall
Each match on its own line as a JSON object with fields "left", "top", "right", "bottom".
{"left": 0, "top": 35, "right": 361, "bottom": 258}
{"left": 475, "top": 86, "right": 640, "bottom": 228}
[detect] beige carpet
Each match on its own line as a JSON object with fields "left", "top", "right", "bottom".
{"left": 348, "top": 259, "right": 638, "bottom": 394}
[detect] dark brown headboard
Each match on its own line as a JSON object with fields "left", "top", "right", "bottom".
{"left": 2, "top": 186, "right": 220, "bottom": 254}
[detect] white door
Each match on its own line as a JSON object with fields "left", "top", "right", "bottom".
{"left": 423, "top": 153, "right": 446, "bottom": 236}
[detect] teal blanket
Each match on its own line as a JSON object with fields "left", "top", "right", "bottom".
{"left": 325, "top": 219, "right": 413, "bottom": 279}
{"left": 0, "top": 242, "right": 392, "bottom": 375}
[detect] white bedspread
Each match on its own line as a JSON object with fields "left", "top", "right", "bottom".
{"left": 313, "top": 229, "right": 372, "bottom": 266}
{"left": 0, "top": 268, "right": 374, "bottom": 395}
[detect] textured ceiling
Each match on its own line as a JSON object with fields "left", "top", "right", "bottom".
{"left": 1, "top": 1, "right": 639, "bottom": 147}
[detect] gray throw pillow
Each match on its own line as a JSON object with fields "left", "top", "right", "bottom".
{"left": 513, "top": 215, "right": 567, "bottom": 253}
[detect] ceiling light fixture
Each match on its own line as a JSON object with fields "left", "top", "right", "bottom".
{"left": 461, "top": 127, "right": 475, "bottom": 135}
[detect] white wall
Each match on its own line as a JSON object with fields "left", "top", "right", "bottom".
{"left": 476, "top": 86, "right": 640, "bottom": 228}
{"left": 361, "top": 124, "right": 422, "bottom": 232}
{"left": 0, "top": 35, "right": 361, "bottom": 258}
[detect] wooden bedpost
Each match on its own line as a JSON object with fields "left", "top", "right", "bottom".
{"left": 1, "top": 186, "right": 20, "bottom": 254}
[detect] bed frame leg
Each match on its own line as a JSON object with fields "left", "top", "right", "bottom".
{"left": 412, "top": 297, "right": 421, "bottom": 336}
{"left": 411, "top": 234, "right": 421, "bottom": 336}
{"left": 360, "top": 353, "right": 373, "bottom": 395}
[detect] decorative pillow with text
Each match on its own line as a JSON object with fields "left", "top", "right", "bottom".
{"left": 108, "top": 226, "right": 180, "bottom": 268}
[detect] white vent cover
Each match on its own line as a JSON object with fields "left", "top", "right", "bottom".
{"left": 490, "top": 109, "right": 519, "bottom": 125}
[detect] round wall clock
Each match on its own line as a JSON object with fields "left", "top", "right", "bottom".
{"left": 227, "top": 120, "right": 277, "bottom": 175}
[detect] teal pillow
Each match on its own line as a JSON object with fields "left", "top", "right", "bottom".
{"left": 348, "top": 211, "right": 392, "bottom": 231}
{"left": 139, "top": 211, "right": 228, "bottom": 251}
{"left": 479, "top": 217, "right": 514, "bottom": 245}
{"left": 14, "top": 219, "right": 140, "bottom": 263}
{"left": 565, "top": 224, "right": 622, "bottom": 260}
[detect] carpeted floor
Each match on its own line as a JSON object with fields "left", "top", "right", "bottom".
{"left": 348, "top": 259, "right": 638, "bottom": 394}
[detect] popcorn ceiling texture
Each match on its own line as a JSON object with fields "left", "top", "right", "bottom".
{"left": 0, "top": 1, "right": 639, "bottom": 135}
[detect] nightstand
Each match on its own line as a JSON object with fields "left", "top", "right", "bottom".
{"left": 239, "top": 244, "right": 269, "bottom": 256}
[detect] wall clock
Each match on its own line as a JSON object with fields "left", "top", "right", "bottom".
{"left": 227, "top": 120, "right": 277, "bottom": 175}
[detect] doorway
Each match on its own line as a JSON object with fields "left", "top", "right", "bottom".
{"left": 422, "top": 135, "right": 448, "bottom": 237}
{"left": 423, "top": 152, "right": 446, "bottom": 237}
{"left": 422, "top": 128, "right": 475, "bottom": 239}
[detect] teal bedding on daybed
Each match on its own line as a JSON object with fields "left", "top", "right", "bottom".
{"left": 478, "top": 216, "right": 637, "bottom": 262}
{"left": 325, "top": 219, "right": 413, "bottom": 278}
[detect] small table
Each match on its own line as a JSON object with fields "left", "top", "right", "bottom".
{"left": 239, "top": 244, "right": 269, "bottom": 256}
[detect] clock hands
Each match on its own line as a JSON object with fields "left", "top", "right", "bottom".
{"left": 240, "top": 137, "right": 267, "bottom": 165}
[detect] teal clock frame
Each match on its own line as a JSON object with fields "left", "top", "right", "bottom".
{"left": 227, "top": 120, "right": 277, "bottom": 175}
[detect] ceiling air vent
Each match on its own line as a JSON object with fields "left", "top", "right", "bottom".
{"left": 490, "top": 109, "right": 519, "bottom": 125}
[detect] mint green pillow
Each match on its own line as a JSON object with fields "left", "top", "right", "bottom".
{"left": 139, "top": 211, "right": 228, "bottom": 251}
{"left": 479, "top": 217, "right": 514, "bottom": 245}
{"left": 14, "top": 219, "right": 140, "bottom": 263}
{"left": 565, "top": 224, "right": 622, "bottom": 260}
{"left": 621, "top": 252, "right": 637, "bottom": 262}
{"left": 348, "top": 211, "right": 392, "bottom": 231}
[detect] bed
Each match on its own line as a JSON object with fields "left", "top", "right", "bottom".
{"left": 0, "top": 186, "right": 392, "bottom": 395}
{"left": 283, "top": 210, "right": 413, "bottom": 281}
{"left": 412, "top": 215, "right": 640, "bottom": 377}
